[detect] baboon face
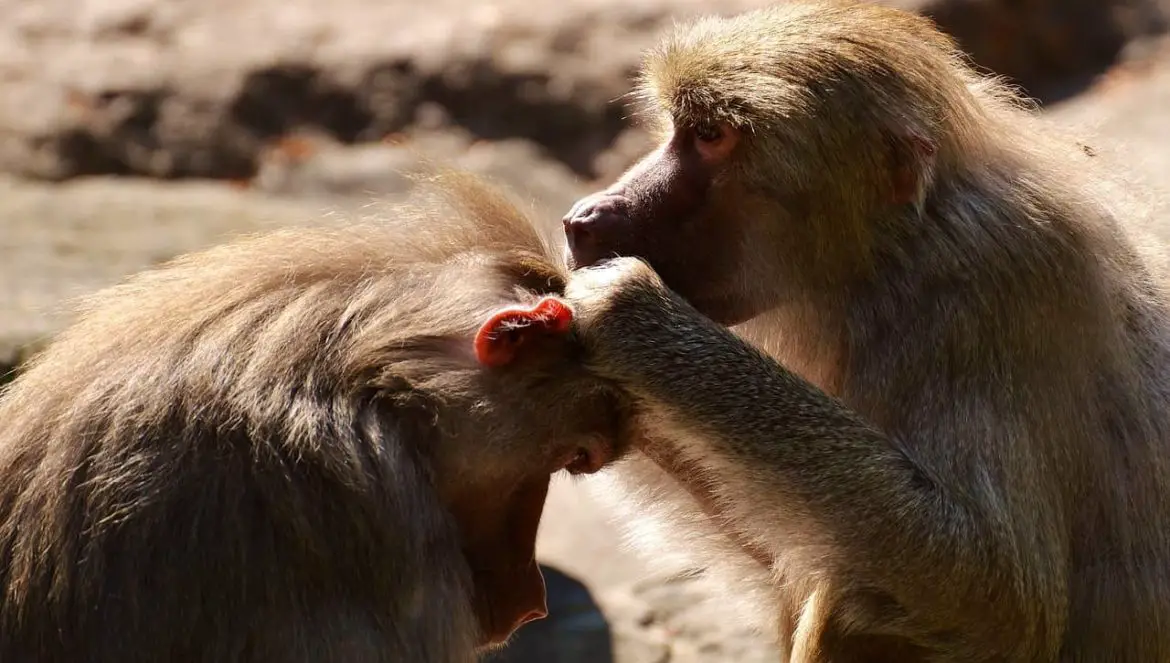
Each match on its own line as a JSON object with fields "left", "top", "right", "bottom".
{"left": 562, "top": 4, "right": 946, "bottom": 324}
{"left": 437, "top": 292, "right": 630, "bottom": 646}
{"left": 563, "top": 120, "right": 762, "bottom": 324}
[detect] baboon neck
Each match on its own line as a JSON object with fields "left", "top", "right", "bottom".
{"left": 736, "top": 295, "right": 848, "bottom": 396}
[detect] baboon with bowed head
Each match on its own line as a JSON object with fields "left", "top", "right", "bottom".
{"left": 0, "top": 173, "right": 630, "bottom": 663}
{"left": 563, "top": 1, "right": 1170, "bottom": 661}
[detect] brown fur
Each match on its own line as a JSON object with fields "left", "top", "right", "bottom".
{"left": 0, "top": 172, "right": 629, "bottom": 663}
{"left": 562, "top": 2, "right": 1170, "bottom": 662}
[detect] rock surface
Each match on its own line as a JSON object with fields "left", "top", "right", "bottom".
{"left": 2, "top": 0, "right": 1170, "bottom": 661}
{"left": 2, "top": 0, "right": 1167, "bottom": 184}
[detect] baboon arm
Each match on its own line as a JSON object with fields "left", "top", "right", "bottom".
{"left": 570, "top": 264, "right": 1055, "bottom": 646}
{"left": 627, "top": 319, "right": 998, "bottom": 593}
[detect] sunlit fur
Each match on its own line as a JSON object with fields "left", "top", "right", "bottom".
{"left": 586, "top": 2, "right": 1170, "bottom": 661}
{"left": 0, "top": 172, "right": 612, "bottom": 663}
{"left": 635, "top": 1, "right": 1167, "bottom": 288}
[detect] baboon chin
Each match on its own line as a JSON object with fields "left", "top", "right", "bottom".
{"left": 562, "top": 1, "right": 1170, "bottom": 661}
{"left": 0, "top": 172, "right": 633, "bottom": 663}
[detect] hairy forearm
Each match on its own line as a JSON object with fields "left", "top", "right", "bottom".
{"left": 599, "top": 289, "right": 989, "bottom": 581}
{"left": 605, "top": 289, "right": 917, "bottom": 484}
{"left": 564, "top": 258, "right": 1048, "bottom": 644}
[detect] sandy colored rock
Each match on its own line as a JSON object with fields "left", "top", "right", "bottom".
{"left": 0, "top": 0, "right": 776, "bottom": 182}
{"left": 2, "top": 0, "right": 1166, "bottom": 185}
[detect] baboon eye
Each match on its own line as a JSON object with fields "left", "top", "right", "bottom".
{"left": 694, "top": 123, "right": 724, "bottom": 143}
{"left": 564, "top": 448, "right": 592, "bottom": 475}
{"left": 691, "top": 122, "right": 739, "bottom": 162}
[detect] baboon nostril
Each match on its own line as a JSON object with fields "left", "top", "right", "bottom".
{"left": 563, "top": 194, "right": 633, "bottom": 268}
{"left": 564, "top": 219, "right": 593, "bottom": 250}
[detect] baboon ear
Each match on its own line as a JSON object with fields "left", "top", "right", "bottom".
{"left": 889, "top": 130, "right": 938, "bottom": 206}
{"left": 474, "top": 297, "right": 575, "bottom": 368}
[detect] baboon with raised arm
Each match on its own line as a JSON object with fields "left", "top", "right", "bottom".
{"left": 562, "top": 2, "right": 1170, "bottom": 661}
{"left": 0, "top": 173, "right": 632, "bottom": 663}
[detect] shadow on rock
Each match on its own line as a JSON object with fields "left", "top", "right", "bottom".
{"left": 482, "top": 564, "right": 615, "bottom": 663}
{"left": 0, "top": 363, "right": 19, "bottom": 388}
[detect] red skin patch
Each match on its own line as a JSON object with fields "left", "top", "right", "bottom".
{"left": 473, "top": 297, "right": 574, "bottom": 368}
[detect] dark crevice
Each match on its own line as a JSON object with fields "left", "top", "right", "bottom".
{"left": 0, "top": 362, "right": 18, "bottom": 388}
{"left": 920, "top": 0, "right": 1168, "bottom": 104}
{"left": 35, "top": 57, "right": 631, "bottom": 182}
{"left": 229, "top": 65, "right": 377, "bottom": 144}
{"left": 420, "top": 62, "right": 630, "bottom": 176}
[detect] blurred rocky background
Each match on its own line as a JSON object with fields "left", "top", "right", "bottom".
{"left": 3, "top": 0, "right": 1170, "bottom": 660}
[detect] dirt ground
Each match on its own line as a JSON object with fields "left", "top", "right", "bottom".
{"left": 2, "top": 0, "right": 1170, "bottom": 661}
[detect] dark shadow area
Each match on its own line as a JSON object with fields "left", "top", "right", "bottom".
{"left": 1029, "top": 70, "right": 1114, "bottom": 107}
{"left": 481, "top": 564, "right": 615, "bottom": 663}
{"left": 418, "top": 60, "right": 630, "bottom": 177}
{"left": 41, "top": 56, "right": 629, "bottom": 182}
{"left": 922, "top": 0, "right": 1168, "bottom": 106}
{"left": 0, "top": 363, "right": 16, "bottom": 388}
